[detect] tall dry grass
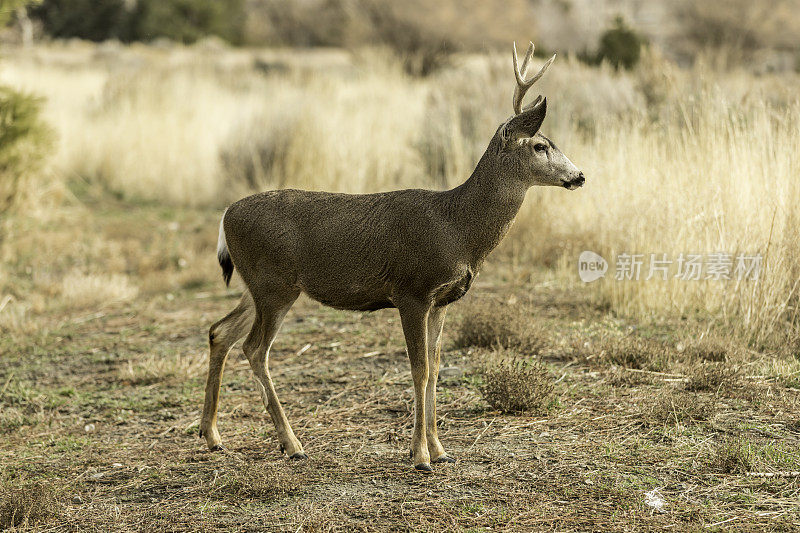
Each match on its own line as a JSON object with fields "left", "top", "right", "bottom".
{"left": 1, "top": 42, "right": 798, "bottom": 347}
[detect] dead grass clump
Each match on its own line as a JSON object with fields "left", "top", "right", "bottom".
{"left": 685, "top": 362, "right": 741, "bottom": 392}
{"left": 220, "top": 463, "right": 303, "bottom": 500}
{"left": 117, "top": 351, "right": 207, "bottom": 385}
{"left": 454, "top": 300, "right": 548, "bottom": 355}
{"left": 684, "top": 337, "right": 731, "bottom": 362}
{"left": 0, "top": 480, "right": 60, "bottom": 529}
{"left": 712, "top": 436, "right": 752, "bottom": 474}
{"left": 606, "top": 367, "right": 653, "bottom": 388}
{"left": 641, "top": 389, "right": 717, "bottom": 426}
{"left": 60, "top": 270, "right": 139, "bottom": 309}
{"left": 479, "top": 355, "right": 554, "bottom": 414}
{"left": 598, "top": 336, "right": 671, "bottom": 371}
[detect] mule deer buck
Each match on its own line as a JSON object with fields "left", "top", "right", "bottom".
{"left": 200, "top": 42, "right": 584, "bottom": 471}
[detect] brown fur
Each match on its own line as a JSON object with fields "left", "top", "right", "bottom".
{"left": 200, "top": 77, "right": 584, "bottom": 471}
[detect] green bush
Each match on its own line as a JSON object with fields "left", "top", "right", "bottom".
{"left": 596, "top": 16, "right": 644, "bottom": 70}
{"left": 132, "top": 0, "right": 245, "bottom": 45}
{"left": 30, "top": 0, "right": 132, "bottom": 41}
{"left": 31, "top": 0, "right": 245, "bottom": 44}
{"left": 0, "top": 87, "right": 51, "bottom": 215}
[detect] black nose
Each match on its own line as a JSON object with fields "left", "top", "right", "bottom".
{"left": 575, "top": 172, "right": 585, "bottom": 185}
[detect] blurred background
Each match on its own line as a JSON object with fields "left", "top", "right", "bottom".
{"left": 1, "top": 0, "right": 799, "bottom": 351}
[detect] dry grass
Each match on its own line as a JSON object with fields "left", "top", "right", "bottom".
{"left": 2, "top": 278, "right": 800, "bottom": 530}
{"left": 0, "top": 480, "right": 60, "bottom": 529}
{"left": 479, "top": 353, "right": 555, "bottom": 414}
{"left": 1, "top": 42, "right": 799, "bottom": 350}
{"left": 117, "top": 351, "right": 208, "bottom": 385}
{"left": 685, "top": 362, "right": 740, "bottom": 392}
{"left": 218, "top": 462, "right": 304, "bottom": 500}
{"left": 683, "top": 337, "right": 732, "bottom": 362}
{"left": 641, "top": 389, "right": 717, "bottom": 426}
{"left": 598, "top": 336, "right": 671, "bottom": 371}
{"left": 453, "top": 299, "right": 548, "bottom": 355}
{"left": 59, "top": 270, "right": 139, "bottom": 309}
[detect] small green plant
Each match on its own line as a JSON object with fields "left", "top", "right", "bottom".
{"left": 480, "top": 355, "right": 554, "bottom": 414}
{"left": 713, "top": 436, "right": 752, "bottom": 474}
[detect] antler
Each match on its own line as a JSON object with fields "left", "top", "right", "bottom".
{"left": 512, "top": 41, "right": 556, "bottom": 115}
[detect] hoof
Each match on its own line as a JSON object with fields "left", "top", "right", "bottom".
{"left": 414, "top": 463, "right": 433, "bottom": 472}
{"left": 432, "top": 455, "right": 456, "bottom": 464}
{"left": 209, "top": 444, "right": 226, "bottom": 452}
{"left": 289, "top": 452, "right": 308, "bottom": 460}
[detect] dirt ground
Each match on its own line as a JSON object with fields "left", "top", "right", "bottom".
{"left": 2, "top": 270, "right": 800, "bottom": 532}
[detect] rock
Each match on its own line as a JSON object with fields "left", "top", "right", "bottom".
{"left": 439, "top": 366, "right": 463, "bottom": 379}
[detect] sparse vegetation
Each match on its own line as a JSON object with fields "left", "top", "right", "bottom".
{"left": 479, "top": 354, "right": 555, "bottom": 414}
{"left": 685, "top": 362, "right": 740, "bottom": 392}
{"left": 219, "top": 462, "right": 303, "bottom": 499}
{"left": 642, "top": 389, "right": 717, "bottom": 426}
{"left": 454, "top": 300, "right": 548, "bottom": 354}
{"left": 597, "top": 336, "right": 670, "bottom": 371}
{"left": 0, "top": 480, "right": 60, "bottom": 529}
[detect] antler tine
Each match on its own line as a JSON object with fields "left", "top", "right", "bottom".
{"left": 512, "top": 40, "right": 556, "bottom": 115}
{"left": 512, "top": 41, "right": 534, "bottom": 85}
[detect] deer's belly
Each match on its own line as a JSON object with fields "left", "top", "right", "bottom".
{"left": 300, "top": 277, "right": 394, "bottom": 312}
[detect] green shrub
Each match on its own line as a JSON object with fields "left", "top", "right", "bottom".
{"left": 596, "top": 17, "right": 644, "bottom": 70}
{"left": 30, "top": 0, "right": 133, "bottom": 41}
{"left": 132, "top": 0, "right": 245, "bottom": 45}
{"left": 31, "top": 0, "right": 245, "bottom": 44}
{"left": 0, "top": 86, "right": 51, "bottom": 215}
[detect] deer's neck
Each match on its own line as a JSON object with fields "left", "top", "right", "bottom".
{"left": 446, "top": 153, "right": 527, "bottom": 267}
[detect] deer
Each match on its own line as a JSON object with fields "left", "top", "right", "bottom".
{"left": 199, "top": 42, "right": 584, "bottom": 472}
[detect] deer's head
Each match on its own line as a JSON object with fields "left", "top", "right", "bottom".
{"left": 494, "top": 42, "right": 584, "bottom": 190}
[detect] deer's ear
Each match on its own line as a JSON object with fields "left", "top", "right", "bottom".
{"left": 505, "top": 97, "right": 547, "bottom": 138}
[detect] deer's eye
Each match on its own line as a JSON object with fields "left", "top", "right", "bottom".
{"left": 533, "top": 143, "right": 548, "bottom": 153}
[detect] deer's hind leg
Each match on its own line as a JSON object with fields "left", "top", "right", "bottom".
{"left": 201, "top": 290, "right": 255, "bottom": 451}
{"left": 243, "top": 287, "right": 304, "bottom": 458}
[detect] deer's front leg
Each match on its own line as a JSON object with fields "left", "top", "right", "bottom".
{"left": 426, "top": 305, "right": 454, "bottom": 464}
{"left": 397, "top": 298, "right": 432, "bottom": 472}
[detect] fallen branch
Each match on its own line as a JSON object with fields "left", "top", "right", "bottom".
{"left": 746, "top": 471, "right": 800, "bottom": 478}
